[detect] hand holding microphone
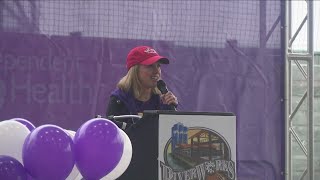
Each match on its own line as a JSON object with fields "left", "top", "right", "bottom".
{"left": 160, "top": 91, "right": 178, "bottom": 107}
{"left": 157, "top": 80, "right": 178, "bottom": 111}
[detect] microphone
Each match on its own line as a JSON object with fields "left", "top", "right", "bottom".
{"left": 157, "top": 80, "right": 177, "bottom": 111}
{"left": 95, "top": 115, "right": 129, "bottom": 131}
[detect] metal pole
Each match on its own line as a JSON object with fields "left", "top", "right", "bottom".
{"left": 307, "top": 0, "right": 314, "bottom": 179}
{"left": 284, "top": 0, "right": 291, "bottom": 179}
{"left": 288, "top": 1, "right": 293, "bottom": 179}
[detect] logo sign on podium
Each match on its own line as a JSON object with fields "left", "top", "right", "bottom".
{"left": 158, "top": 112, "right": 236, "bottom": 180}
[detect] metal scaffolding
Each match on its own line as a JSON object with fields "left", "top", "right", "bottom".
{"left": 285, "top": 0, "right": 315, "bottom": 180}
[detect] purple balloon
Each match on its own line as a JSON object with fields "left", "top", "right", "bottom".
{"left": 0, "top": 155, "right": 27, "bottom": 180}
{"left": 13, "top": 118, "right": 35, "bottom": 131}
{"left": 74, "top": 118, "right": 124, "bottom": 180}
{"left": 22, "top": 125, "right": 75, "bottom": 180}
{"left": 27, "top": 174, "right": 35, "bottom": 180}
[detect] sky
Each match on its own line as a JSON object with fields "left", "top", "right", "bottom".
{"left": 291, "top": 1, "right": 319, "bottom": 52}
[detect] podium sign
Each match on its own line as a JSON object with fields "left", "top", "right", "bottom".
{"left": 157, "top": 112, "right": 237, "bottom": 180}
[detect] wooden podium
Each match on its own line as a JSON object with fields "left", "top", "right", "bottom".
{"left": 118, "top": 111, "right": 236, "bottom": 180}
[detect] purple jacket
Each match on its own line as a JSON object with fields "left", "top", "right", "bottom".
{"left": 106, "top": 88, "right": 173, "bottom": 117}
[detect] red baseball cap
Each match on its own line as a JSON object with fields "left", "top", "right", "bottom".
{"left": 126, "top": 46, "right": 169, "bottom": 70}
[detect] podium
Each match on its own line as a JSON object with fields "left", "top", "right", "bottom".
{"left": 118, "top": 111, "right": 237, "bottom": 180}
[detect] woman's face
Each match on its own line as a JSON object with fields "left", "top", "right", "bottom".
{"left": 138, "top": 62, "right": 161, "bottom": 89}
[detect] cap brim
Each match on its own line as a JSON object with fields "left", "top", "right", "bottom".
{"left": 140, "top": 56, "right": 169, "bottom": 66}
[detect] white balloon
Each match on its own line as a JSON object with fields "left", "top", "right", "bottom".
{"left": 65, "top": 130, "right": 82, "bottom": 180}
{"left": 74, "top": 173, "right": 83, "bottom": 180}
{"left": 0, "top": 120, "right": 30, "bottom": 164}
{"left": 101, "top": 129, "right": 132, "bottom": 180}
{"left": 65, "top": 129, "right": 76, "bottom": 139}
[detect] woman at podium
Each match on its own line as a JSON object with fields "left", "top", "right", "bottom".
{"left": 106, "top": 45, "right": 178, "bottom": 130}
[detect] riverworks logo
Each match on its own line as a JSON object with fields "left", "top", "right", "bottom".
{"left": 160, "top": 123, "right": 235, "bottom": 180}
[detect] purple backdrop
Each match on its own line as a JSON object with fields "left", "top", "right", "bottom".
{"left": 0, "top": 0, "right": 285, "bottom": 179}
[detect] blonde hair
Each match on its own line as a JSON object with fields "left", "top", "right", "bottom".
{"left": 117, "top": 65, "right": 161, "bottom": 98}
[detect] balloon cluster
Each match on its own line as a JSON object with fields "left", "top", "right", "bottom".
{"left": 0, "top": 118, "right": 132, "bottom": 180}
